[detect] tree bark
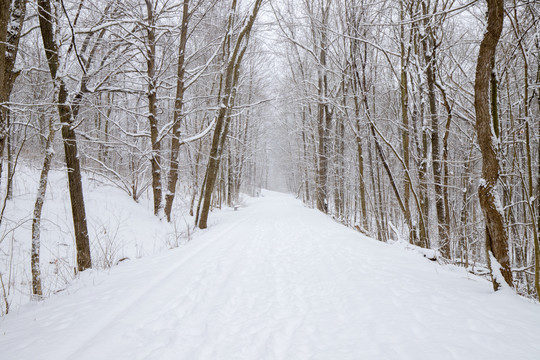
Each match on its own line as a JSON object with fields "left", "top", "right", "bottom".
{"left": 197, "top": 0, "right": 262, "bottom": 229}
{"left": 474, "top": 0, "right": 512, "bottom": 289}
{"left": 346, "top": 3, "right": 368, "bottom": 229}
{"left": 0, "top": 0, "right": 26, "bottom": 187}
{"left": 421, "top": 0, "right": 448, "bottom": 256}
{"left": 31, "top": 118, "right": 55, "bottom": 298}
{"left": 164, "top": 0, "right": 190, "bottom": 221}
{"left": 536, "top": 39, "right": 540, "bottom": 298}
{"left": 435, "top": 81, "right": 453, "bottom": 260}
{"left": 0, "top": 0, "right": 9, "bottom": 183}
{"left": 145, "top": 0, "right": 163, "bottom": 217}
{"left": 400, "top": 0, "right": 414, "bottom": 243}
{"left": 38, "top": 0, "right": 92, "bottom": 272}
{"left": 524, "top": 121, "right": 539, "bottom": 298}
{"left": 410, "top": 11, "right": 430, "bottom": 248}
{"left": 315, "top": 1, "right": 331, "bottom": 214}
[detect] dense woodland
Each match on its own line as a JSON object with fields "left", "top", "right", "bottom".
{"left": 0, "top": 0, "right": 538, "bottom": 310}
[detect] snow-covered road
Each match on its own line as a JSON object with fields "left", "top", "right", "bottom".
{"left": 2, "top": 191, "right": 540, "bottom": 359}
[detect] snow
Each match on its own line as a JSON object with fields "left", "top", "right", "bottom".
{"left": 0, "top": 164, "right": 184, "bottom": 307}
{"left": 1, "top": 190, "right": 540, "bottom": 359}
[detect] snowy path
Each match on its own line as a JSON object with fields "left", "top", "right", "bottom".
{"left": 2, "top": 191, "right": 540, "bottom": 359}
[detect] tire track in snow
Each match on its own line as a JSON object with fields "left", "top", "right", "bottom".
{"left": 2, "top": 191, "right": 540, "bottom": 360}
{"left": 64, "top": 217, "right": 251, "bottom": 359}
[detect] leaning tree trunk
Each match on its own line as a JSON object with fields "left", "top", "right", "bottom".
{"left": 197, "top": 0, "right": 263, "bottom": 229}
{"left": 164, "top": 0, "right": 190, "bottom": 221}
{"left": 474, "top": 0, "right": 512, "bottom": 289}
{"left": 38, "top": 0, "right": 92, "bottom": 272}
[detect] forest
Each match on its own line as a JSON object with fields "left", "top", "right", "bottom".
{"left": 0, "top": 0, "right": 539, "bottom": 314}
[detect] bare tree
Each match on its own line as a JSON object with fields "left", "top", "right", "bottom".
{"left": 144, "top": 0, "right": 164, "bottom": 217}
{"left": 31, "top": 117, "right": 55, "bottom": 298}
{"left": 311, "top": 0, "right": 332, "bottom": 214}
{"left": 196, "top": 0, "right": 264, "bottom": 229}
{"left": 38, "top": 0, "right": 92, "bottom": 271}
{"left": 164, "top": 0, "right": 191, "bottom": 221}
{"left": 0, "top": 0, "right": 27, "bottom": 189}
{"left": 474, "top": 0, "right": 512, "bottom": 289}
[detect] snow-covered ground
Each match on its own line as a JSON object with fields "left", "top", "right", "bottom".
{"left": 1, "top": 190, "right": 539, "bottom": 359}
{"left": 0, "top": 164, "right": 190, "bottom": 308}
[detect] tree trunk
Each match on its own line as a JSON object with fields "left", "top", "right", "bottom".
{"left": 301, "top": 108, "right": 310, "bottom": 203}
{"left": 422, "top": 0, "right": 447, "bottom": 257}
{"left": 197, "top": 0, "right": 262, "bottom": 229}
{"left": 315, "top": 1, "right": 331, "bottom": 214}
{"left": 536, "top": 39, "right": 540, "bottom": 298}
{"left": 513, "top": 3, "right": 538, "bottom": 298}
{"left": 38, "top": 0, "right": 92, "bottom": 272}
{"left": 350, "top": 52, "right": 367, "bottom": 229}
{"left": 145, "top": 0, "right": 162, "bottom": 217}
{"left": 315, "top": 74, "right": 329, "bottom": 213}
{"left": 356, "top": 126, "right": 367, "bottom": 229}
{"left": 474, "top": 0, "right": 512, "bottom": 289}
{"left": 6, "top": 109, "right": 13, "bottom": 199}
{"left": 164, "top": 0, "right": 190, "bottom": 221}
{"left": 0, "top": 0, "right": 9, "bottom": 184}
{"left": 525, "top": 121, "right": 539, "bottom": 298}
{"left": 368, "top": 141, "right": 383, "bottom": 241}
{"left": 400, "top": 0, "right": 414, "bottom": 244}
{"left": 31, "top": 118, "right": 55, "bottom": 298}
{"left": 436, "top": 81, "right": 453, "bottom": 260}
{"left": 411, "top": 15, "right": 430, "bottom": 248}
{"left": 0, "top": 0, "right": 26, "bottom": 188}
{"left": 459, "top": 146, "right": 474, "bottom": 267}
